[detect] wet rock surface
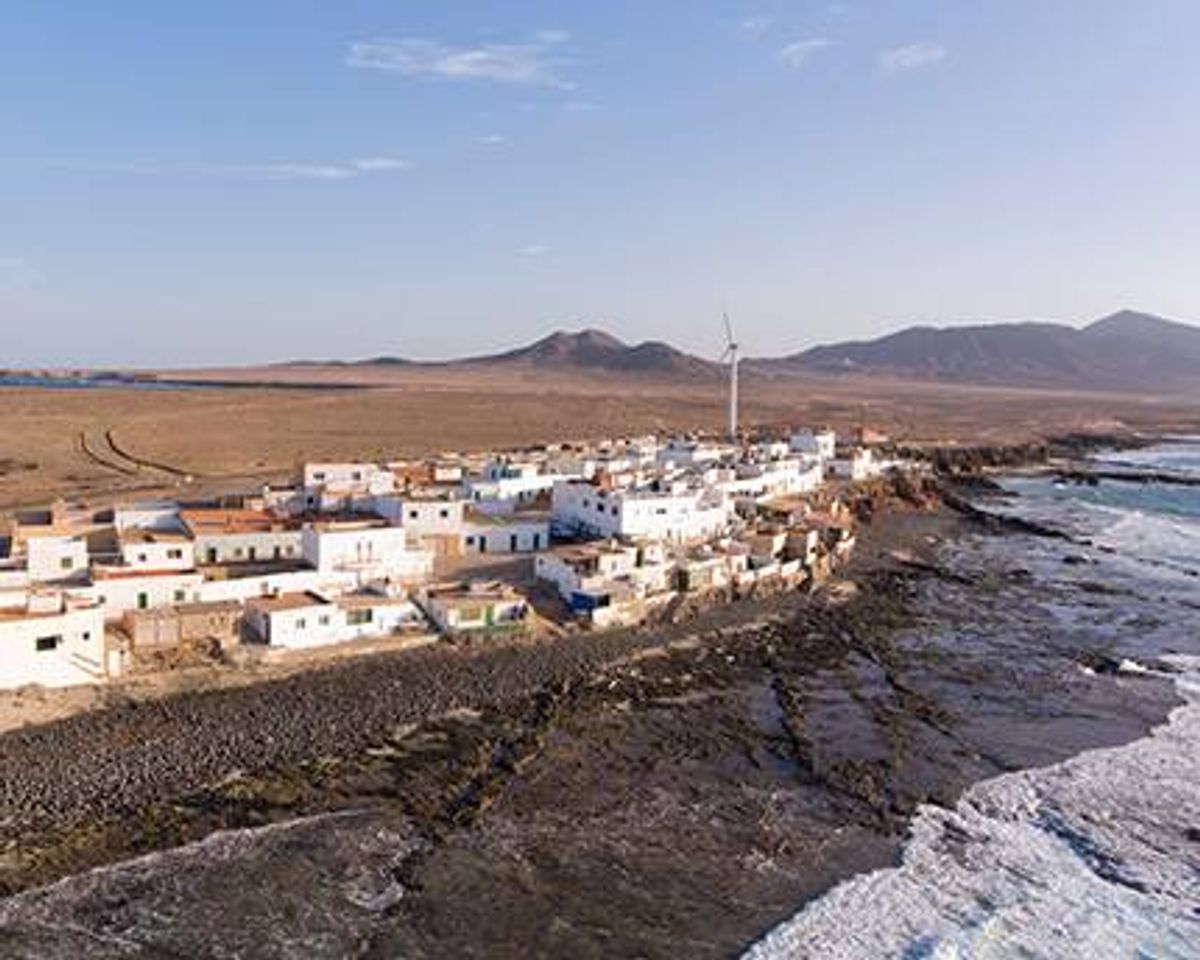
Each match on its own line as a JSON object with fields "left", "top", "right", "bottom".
{"left": 0, "top": 497, "right": 1183, "bottom": 959}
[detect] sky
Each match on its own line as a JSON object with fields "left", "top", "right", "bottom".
{"left": 3, "top": 0, "right": 1200, "bottom": 367}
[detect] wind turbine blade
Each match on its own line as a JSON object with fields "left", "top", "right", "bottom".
{"left": 723, "top": 312, "right": 735, "bottom": 345}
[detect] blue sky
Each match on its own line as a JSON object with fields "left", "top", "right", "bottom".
{"left": 3, "top": 1, "right": 1200, "bottom": 366}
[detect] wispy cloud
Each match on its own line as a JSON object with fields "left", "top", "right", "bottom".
{"left": 56, "top": 157, "right": 409, "bottom": 182}
{"left": 563, "top": 100, "right": 600, "bottom": 114}
{"left": 347, "top": 32, "right": 573, "bottom": 88}
{"left": 779, "top": 39, "right": 833, "bottom": 68}
{"left": 737, "top": 16, "right": 772, "bottom": 40}
{"left": 879, "top": 43, "right": 946, "bottom": 73}
{"left": 352, "top": 156, "right": 410, "bottom": 172}
{"left": 477, "top": 134, "right": 508, "bottom": 146}
{"left": 0, "top": 258, "right": 42, "bottom": 293}
{"left": 517, "top": 244, "right": 549, "bottom": 257}
{"left": 222, "top": 163, "right": 356, "bottom": 181}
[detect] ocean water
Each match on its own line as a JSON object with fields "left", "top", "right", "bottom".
{"left": 746, "top": 441, "right": 1200, "bottom": 960}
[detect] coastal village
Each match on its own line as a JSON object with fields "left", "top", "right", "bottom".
{"left": 0, "top": 427, "right": 895, "bottom": 691}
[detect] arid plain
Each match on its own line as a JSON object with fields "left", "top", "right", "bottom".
{"left": 2, "top": 363, "right": 1197, "bottom": 521}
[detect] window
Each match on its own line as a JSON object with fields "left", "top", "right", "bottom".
{"left": 510, "top": 534, "right": 518, "bottom": 551}
{"left": 347, "top": 609, "right": 373, "bottom": 626}
{"left": 60, "top": 557, "right": 74, "bottom": 570}
{"left": 137, "top": 592, "right": 149, "bottom": 610}
{"left": 174, "top": 590, "right": 186, "bottom": 603}
{"left": 439, "top": 509, "right": 449, "bottom": 519}
{"left": 612, "top": 506, "right": 619, "bottom": 516}
{"left": 206, "top": 548, "right": 218, "bottom": 563}
{"left": 273, "top": 546, "right": 283, "bottom": 560}
{"left": 247, "top": 547, "right": 257, "bottom": 561}
{"left": 409, "top": 510, "right": 419, "bottom": 520}
{"left": 532, "top": 533, "right": 541, "bottom": 550}
{"left": 36, "top": 636, "right": 60, "bottom": 652}
{"left": 582, "top": 499, "right": 590, "bottom": 509}
{"left": 167, "top": 548, "right": 183, "bottom": 560}
{"left": 465, "top": 536, "right": 475, "bottom": 547}
{"left": 296, "top": 618, "right": 307, "bottom": 630}
{"left": 137, "top": 553, "right": 148, "bottom": 564}
{"left": 313, "top": 472, "right": 326, "bottom": 482}
{"left": 318, "top": 615, "right": 331, "bottom": 626}
{"left": 234, "top": 547, "right": 244, "bottom": 558}
{"left": 82, "top": 631, "right": 91, "bottom": 641}
{"left": 352, "top": 471, "right": 362, "bottom": 481}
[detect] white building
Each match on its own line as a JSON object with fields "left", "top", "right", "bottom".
{"left": 180, "top": 508, "right": 304, "bottom": 566}
{"left": 244, "top": 592, "right": 343, "bottom": 649}
{"left": 656, "top": 438, "right": 721, "bottom": 468}
{"left": 715, "top": 458, "right": 824, "bottom": 503}
{"left": 417, "top": 581, "right": 528, "bottom": 634}
{"left": 300, "top": 462, "right": 397, "bottom": 512}
{"left": 25, "top": 535, "right": 90, "bottom": 584}
{"left": 116, "top": 530, "right": 195, "bottom": 572}
{"left": 790, "top": 428, "right": 837, "bottom": 461}
{"left": 244, "top": 591, "right": 423, "bottom": 649}
{"left": 372, "top": 496, "right": 466, "bottom": 540}
{"left": 193, "top": 568, "right": 358, "bottom": 606}
{"left": 534, "top": 543, "right": 641, "bottom": 600}
{"left": 301, "top": 521, "right": 432, "bottom": 585}
{"left": 112, "top": 501, "right": 182, "bottom": 534}
{"left": 552, "top": 480, "right": 732, "bottom": 544}
{"left": 85, "top": 568, "right": 206, "bottom": 621}
{"left": 460, "top": 512, "right": 550, "bottom": 555}
{"left": 829, "top": 448, "right": 879, "bottom": 482}
{"left": 0, "top": 595, "right": 108, "bottom": 688}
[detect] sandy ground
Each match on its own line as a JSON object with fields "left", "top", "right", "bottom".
{"left": 3, "top": 368, "right": 1197, "bottom": 520}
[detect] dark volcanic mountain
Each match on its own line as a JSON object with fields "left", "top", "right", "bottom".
{"left": 754, "top": 311, "right": 1200, "bottom": 391}
{"left": 465, "top": 329, "right": 719, "bottom": 378}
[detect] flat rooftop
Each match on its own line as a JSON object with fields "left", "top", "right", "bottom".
{"left": 246, "top": 591, "right": 330, "bottom": 613}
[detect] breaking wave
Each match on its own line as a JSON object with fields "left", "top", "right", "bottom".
{"left": 744, "top": 657, "right": 1200, "bottom": 960}
{"left": 746, "top": 439, "right": 1200, "bottom": 959}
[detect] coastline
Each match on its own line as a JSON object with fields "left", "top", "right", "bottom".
{"left": 0, "top": 478, "right": 1187, "bottom": 956}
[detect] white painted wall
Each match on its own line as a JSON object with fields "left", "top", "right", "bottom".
{"left": 461, "top": 517, "right": 549, "bottom": 555}
{"left": 118, "top": 538, "right": 195, "bottom": 572}
{"left": 0, "top": 603, "right": 107, "bottom": 688}
{"left": 84, "top": 572, "right": 205, "bottom": 622}
{"left": 192, "top": 530, "right": 303, "bottom": 565}
{"left": 302, "top": 526, "right": 432, "bottom": 584}
{"left": 25, "top": 536, "right": 89, "bottom": 583}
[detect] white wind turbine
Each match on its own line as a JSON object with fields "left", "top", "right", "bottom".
{"left": 720, "top": 313, "right": 739, "bottom": 442}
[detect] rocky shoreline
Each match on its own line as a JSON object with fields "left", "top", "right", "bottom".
{"left": 0, "top": 468, "right": 1184, "bottom": 958}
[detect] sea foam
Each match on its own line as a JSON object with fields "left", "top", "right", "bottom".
{"left": 744, "top": 657, "right": 1200, "bottom": 960}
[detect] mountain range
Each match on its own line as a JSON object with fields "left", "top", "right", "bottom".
{"left": 306, "top": 310, "right": 1200, "bottom": 394}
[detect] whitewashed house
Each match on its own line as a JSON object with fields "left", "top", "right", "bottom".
{"left": 85, "top": 568, "right": 205, "bottom": 621}
{"left": 116, "top": 530, "right": 195, "bottom": 572}
{"left": 301, "top": 462, "right": 396, "bottom": 512}
{"left": 460, "top": 511, "right": 550, "bottom": 555}
{"left": 790, "top": 428, "right": 837, "bottom": 460}
{"left": 0, "top": 594, "right": 108, "bottom": 688}
{"left": 552, "top": 479, "right": 731, "bottom": 544}
{"left": 534, "top": 543, "right": 641, "bottom": 600}
{"left": 180, "top": 508, "right": 304, "bottom": 566}
{"left": 25, "top": 535, "right": 90, "bottom": 584}
{"left": 830, "top": 448, "right": 879, "bottom": 482}
{"left": 112, "top": 500, "right": 182, "bottom": 534}
{"left": 244, "top": 592, "right": 343, "bottom": 648}
{"left": 301, "top": 521, "right": 432, "bottom": 585}
{"left": 417, "top": 582, "right": 528, "bottom": 634}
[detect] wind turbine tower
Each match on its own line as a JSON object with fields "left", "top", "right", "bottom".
{"left": 721, "top": 313, "right": 739, "bottom": 442}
